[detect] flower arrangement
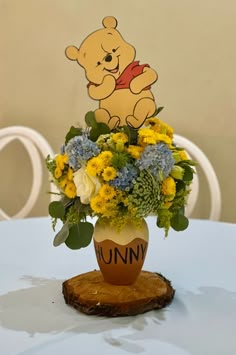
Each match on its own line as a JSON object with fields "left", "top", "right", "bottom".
{"left": 46, "top": 110, "right": 195, "bottom": 250}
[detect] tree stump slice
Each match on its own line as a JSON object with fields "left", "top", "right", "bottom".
{"left": 62, "top": 270, "right": 175, "bottom": 317}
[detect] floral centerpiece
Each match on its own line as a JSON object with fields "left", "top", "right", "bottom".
{"left": 46, "top": 109, "right": 195, "bottom": 250}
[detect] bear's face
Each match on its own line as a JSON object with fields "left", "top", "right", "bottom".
{"left": 66, "top": 17, "right": 136, "bottom": 85}
{"left": 77, "top": 28, "right": 135, "bottom": 84}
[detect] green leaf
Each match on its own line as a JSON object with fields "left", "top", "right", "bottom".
{"left": 183, "top": 166, "right": 194, "bottom": 182}
{"left": 123, "top": 126, "right": 138, "bottom": 145}
{"left": 89, "top": 122, "right": 110, "bottom": 141}
{"left": 153, "top": 106, "right": 164, "bottom": 116}
{"left": 171, "top": 213, "right": 189, "bottom": 231}
{"left": 65, "top": 222, "right": 94, "bottom": 249}
{"left": 53, "top": 223, "right": 69, "bottom": 246}
{"left": 65, "top": 126, "right": 82, "bottom": 144}
{"left": 85, "top": 111, "right": 98, "bottom": 128}
{"left": 97, "top": 122, "right": 110, "bottom": 134}
{"left": 48, "top": 201, "right": 65, "bottom": 219}
{"left": 78, "top": 222, "right": 94, "bottom": 247}
{"left": 176, "top": 180, "right": 185, "bottom": 193}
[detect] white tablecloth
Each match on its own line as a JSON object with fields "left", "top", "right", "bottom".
{"left": 0, "top": 217, "right": 236, "bottom": 355}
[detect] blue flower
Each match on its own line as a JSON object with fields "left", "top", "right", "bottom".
{"left": 136, "top": 142, "right": 174, "bottom": 180}
{"left": 65, "top": 135, "right": 100, "bottom": 170}
{"left": 109, "top": 164, "right": 138, "bottom": 191}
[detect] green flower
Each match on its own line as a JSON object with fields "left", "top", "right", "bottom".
{"left": 170, "top": 165, "right": 184, "bottom": 180}
{"left": 128, "top": 170, "right": 161, "bottom": 217}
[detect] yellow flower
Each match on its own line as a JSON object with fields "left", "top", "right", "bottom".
{"left": 145, "top": 117, "right": 161, "bottom": 132}
{"left": 99, "top": 184, "right": 116, "bottom": 201}
{"left": 54, "top": 167, "right": 62, "bottom": 179}
{"left": 98, "top": 151, "right": 113, "bottom": 166}
{"left": 102, "top": 166, "right": 117, "bottom": 181}
{"left": 145, "top": 118, "right": 174, "bottom": 139}
{"left": 161, "top": 177, "right": 176, "bottom": 199}
{"left": 90, "top": 195, "right": 106, "bottom": 214}
{"left": 159, "top": 120, "right": 174, "bottom": 139}
{"left": 112, "top": 132, "right": 129, "bottom": 143}
{"left": 138, "top": 128, "right": 171, "bottom": 145}
{"left": 59, "top": 177, "right": 67, "bottom": 188}
{"left": 64, "top": 182, "right": 76, "bottom": 199}
{"left": 67, "top": 167, "right": 74, "bottom": 181}
{"left": 138, "top": 127, "right": 156, "bottom": 139}
{"left": 86, "top": 157, "right": 104, "bottom": 176}
{"left": 55, "top": 154, "right": 68, "bottom": 170}
{"left": 154, "top": 133, "right": 172, "bottom": 145}
{"left": 179, "top": 150, "right": 189, "bottom": 161}
{"left": 127, "top": 145, "right": 144, "bottom": 159}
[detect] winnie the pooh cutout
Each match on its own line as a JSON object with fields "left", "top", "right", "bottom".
{"left": 65, "top": 16, "right": 158, "bottom": 129}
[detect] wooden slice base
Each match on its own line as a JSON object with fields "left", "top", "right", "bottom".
{"left": 62, "top": 270, "right": 175, "bottom": 317}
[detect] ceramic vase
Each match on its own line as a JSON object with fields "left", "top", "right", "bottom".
{"left": 93, "top": 219, "right": 149, "bottom": 285}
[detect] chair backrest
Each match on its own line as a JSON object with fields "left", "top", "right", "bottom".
{"left": 174, "top": 134, "right": 221, "bottom": 221}
{"left": 0, "top": 126, "right": 58, "bottom": 220}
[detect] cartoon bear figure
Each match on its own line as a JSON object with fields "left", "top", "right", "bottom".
{"left": 65, "top": 16, "right": 158, "bottom": 129}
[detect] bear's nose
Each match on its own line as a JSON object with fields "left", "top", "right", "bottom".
{"left": 105, "top": 54, "right": 112, "bottom": 62}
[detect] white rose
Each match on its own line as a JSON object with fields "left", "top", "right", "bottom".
{"left": 73, "top": 167, "right": 101, "bottom": 204}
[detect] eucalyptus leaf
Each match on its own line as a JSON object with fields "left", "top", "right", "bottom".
{"left": 48, "top": 201, "right": 65, "bottom": 219}
{"left": 85, "top": 111, "right": 98, "bottom": 128}
{"left": 78, "top": 221, "right": 94, "bottom": 247}
{"left": 65, "top": 126, "right": 82, "bottom": 144}
{"left": 97, "top": 122, "right": 110, "bottom": 134}
{"left": 183, "top": 166, "right": 194, "bottom": 182}
{"left": 53, "top": 223, "right": 69, "bottom": 246}
{"left": 65, "top": 222, "right": 94, "bottom": 250}
{"left": 171, "top": 213, "right": 189, "bottom": 231}
{"left": 89, "top": 122, "right": 110, "bottom": 141}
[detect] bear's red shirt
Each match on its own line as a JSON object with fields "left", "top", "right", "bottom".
{"left": 87, "top": 61, "right": 151, "bottom": 90}
{"left": 116, "top": 61, "right": 150, "bottom": 90}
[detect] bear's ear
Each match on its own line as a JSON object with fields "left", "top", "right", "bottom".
{"left": 65, "top": 46, "right": 79, "bottom": 61}
{"left": 102, "top": 16, "right": 117, "bottom": 29}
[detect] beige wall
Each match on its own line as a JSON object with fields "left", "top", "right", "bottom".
{"left": 0, "top": 0, "right": 235, "bottom": 222}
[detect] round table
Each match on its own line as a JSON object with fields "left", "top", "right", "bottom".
{"left": 0, "top": 217, "right": 236, "bottom": 355}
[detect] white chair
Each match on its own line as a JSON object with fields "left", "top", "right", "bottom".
{"left": 0, "top": 126, "right": 59, "bottom": 220}
{"left": 174, "top": 134, "right": 221, "bottom": 221}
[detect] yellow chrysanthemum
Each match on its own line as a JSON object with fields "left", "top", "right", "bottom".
{"left": 102, "top": 166, "right": 117, "bottom": 181}
{"left": 59, "top": 177, "right": 67, "bottom": 188}
{"left": 145, "top": 118, "right": 174, "bottom": 139}
{"left": 161, "top": 176, "right": 176, "bottom": 198}
{"left": 127, "top": 145, "right": 144, "bottom": 159}
{"left": 159, "top": 120, "right": 174, "bottom": 139}
{"left": 55, "top": 154, "right": 68, "bottom": 170}
{"left": 67, "top": 167, "right": 74, "bottom": 181}
{"left": 154, "top": 133, "right": 172, "bottom": 145}
{"left": 90, "top": 195, "right": 106, "bottom": 214}
{"left": 138, "top": 128, "right": 159, "bottom": 145}
{"left": 54, "top": 167, "right": 62, "bottom": 179}
{"left": 145, "top": 117, "right": 161, "bottom": 132}
{"left": 138, "top": 127, "right": 156, "bottom": 138}
{"left": 98, "top": 184, "right": 116, "bottom": 201}
{"left": 98, "top": 151, "right": 113, "bottom": 166}
{"left": 139, "top": 129, "right": 172, "bottom": 145}
{"left": 86, "top": 157, "right": 104, "bottom": 176}
{"left": 64, "top": 181, "right": 76, "bottom": 199}
{"left": 112, "top": 132, "right": 129, "bottom": 143}
{"left": 179, "top": 149, "right": 188, "bottom": 161}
